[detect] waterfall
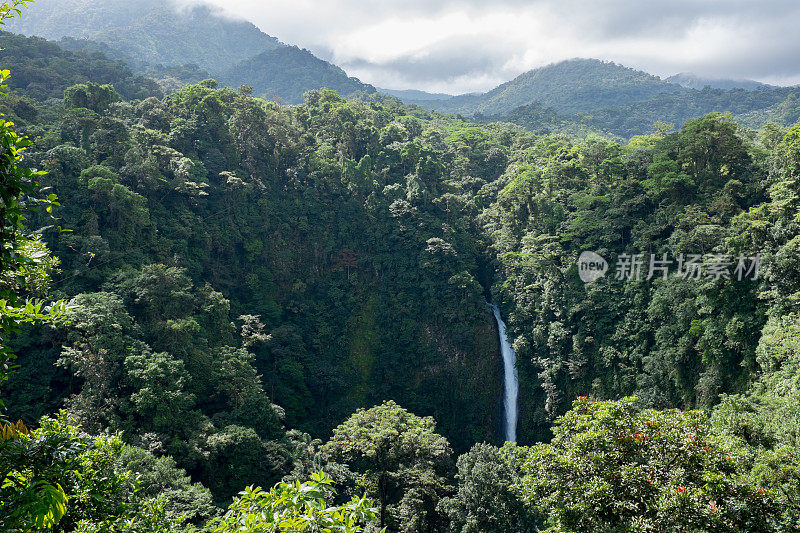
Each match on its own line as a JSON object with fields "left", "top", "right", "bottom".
{"left": 491, "top": 304, "right": 519, "bottom": 442}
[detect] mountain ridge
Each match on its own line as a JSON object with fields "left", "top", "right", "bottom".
{"left": 5, "top": 0, "right": 283, "bottom": 72}
{"left": 7, "top": 2, "right": 800, "bottom": 138}
{"left": 418, "top": 58, "right": 685, "bottom": 116}
{"left": 221, "top": 46, "right": 376, "bottom": 103}
{"left": 377, "top": 88, "right": 455, "bottom": 102}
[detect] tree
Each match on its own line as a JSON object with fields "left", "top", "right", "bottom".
{"left": 113, "top": 445, "right": 220, "bottom": 526}
{"left": 712, "top": 313, "right": 800, "bottom": 529}
{"left": 202, "top": 424, "right": 290, "bottom": 500}
{"left": 56, "top": 291, "right": 138, "bottom": 433}
{"left": 64, "top": 82, "right": 120, "bottom": 113}
{"left": 0, "top": 412, "right": 174, "bottom": 532}
{"left": 323, "top": 401, "right": 453, "bottom": 532}
{"left": 518, "top": 397, "right": 778, "bottom": 532}
{"left": 0, "top": 0, "right": 64, "bottom": 413}
{"left": 213, "top": 472, "right": 379, "bottom": 533}
{"left": 212, "top": 345, "right": 284, "bottom": 439}
{"left": 123, "top": 349, "right": 197, "bottom": 439}
{"left": 438, "top": 442, "right": 536, "bottom": 533}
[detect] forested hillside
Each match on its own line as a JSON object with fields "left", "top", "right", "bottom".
{"left": 220, "top": 45, "right": 376, "bottom": 103}
{"left": 478, "top": 85, "right": 800, "bottom": 139}
{"left": 404, "top": 59, "right": 800, "bottom": 139}
{"left": 583, "top": 85, "right": 800, "bottom": 138}
{"left": 0, "top": 32, "right": 162, "bottom": 101}
{"left": 5, "top": 0, "right": 282, "bottom": 71}
{"left": 425, "top": 59, "right": 684, "bottom": 116}
{"left": 479, "top": 102, "right": 602, "bottom": 138}
{"left": 6, "top": 0, "right": 376, "bottom": 104}
{"left": 3, "top": 2, "right": 800, "bottom": 531}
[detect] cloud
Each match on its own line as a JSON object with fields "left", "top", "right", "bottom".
{"left": 196, "top": 0, "right": 800, "bottom": 93}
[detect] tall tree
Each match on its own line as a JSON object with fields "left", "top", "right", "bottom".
{"left": 324, "top": 401, "right": 454, "bottom": 532}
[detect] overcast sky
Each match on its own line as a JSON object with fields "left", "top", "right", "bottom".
{"left": 194, "top": 0, "right": 800, "bottom": 94}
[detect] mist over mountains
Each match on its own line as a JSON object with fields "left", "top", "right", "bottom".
{"left": 6, "top": 0, "right": 800, "bottom": 136}
{"left": 5, "top": 0, "right": 372, "bottom": 103}
{"left": 5, "top": 0, "right": 281, "bottom": 71}
{"left": 666, "top": 72, "right": 770, "bottom": 91}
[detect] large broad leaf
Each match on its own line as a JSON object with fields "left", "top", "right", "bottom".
{"left": 31, "top": 481, "right": 68, "bottom": 529}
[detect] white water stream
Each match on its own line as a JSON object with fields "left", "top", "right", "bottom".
{"left": 491, "top": 304, "right": 518, "bottom": 442}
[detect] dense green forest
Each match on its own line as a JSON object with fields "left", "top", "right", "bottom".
{"left": 2, "top": 2, "right": 800, "bottom": 531}
{"left": 0, "top": 32, "right": 162, "bottom": 101}
{"left": 581, "top": 85, "right": 800, "bottom": 138}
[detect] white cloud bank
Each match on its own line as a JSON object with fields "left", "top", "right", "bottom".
{"left": 196, "top": 0, "right": 800, "bottom": 93}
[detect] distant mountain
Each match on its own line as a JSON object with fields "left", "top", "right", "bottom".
{"left": 406, "top": 58, "right": 798, "bottom": 138}
{"left": 666, "top": 72, "right": 770, "bottom": 91}
{"left": 424, "top": 58, "right": 684, "bottom": 116}
{"left": 54, "top": 36, "right": 213, "bottom": 93}
{"left": 222, "top": 46, "right": 375, "bottom": 104}
{"left": 732, "top": 92, "right": 800, "bottom": 130}
{"left": 6, "top": 0, "right": 282, "bottom": 72}
{"left": 7, "top": 0, "right": 378, "bottom": 104}
{"left": 377, "top": 88, "right": 454, "bottom": 103}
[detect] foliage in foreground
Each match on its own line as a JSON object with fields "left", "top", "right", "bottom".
{"left": 0, "top": 413, "right": 173, "bottom": 532}
{"left": 519, "top": 397, "right": 778, "bottom": 532}
{"left": 213, "top": 471, "right": 379, "bottom": 533}
{"left": 438, "top": 442, "right": 537, "bottom": 533}
{"left": 0, "top": 17, "right": 65, "bottom": 412}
